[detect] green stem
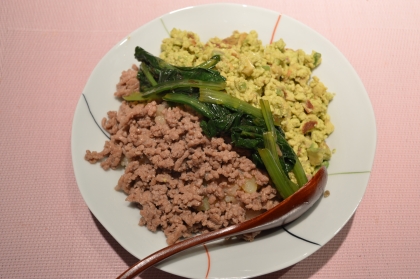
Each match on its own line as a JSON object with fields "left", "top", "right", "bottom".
{"left": 292, "top": 155, "right": 308, "bottom": 187}
{"left": 263, "top": 132, "right": 281, "bottom": 168}
{"left": 195, "top": 55, "right": 221, "bottom": 69}
{"left": 261, "top": 98, "right": 307, "bottom": 187}
{"left": 162, "top": 93, "right": 213, "bottom": 119}
{"left": 199, "top": 88, "right": 263, "bottom": 119}
{"left": 121, "top": 92, "right": 162, "bottom": 102}
{"left": 260, "top": 99, "right": 276, "bottom": 138}
{"left": 140, "top": 63, "right": 157, "bottom": 86}
{"left": 123, "top": 79, "right": 226, "bottom": 101}
{"left": 258, "top": 148, "right": 298, "bottom": 199}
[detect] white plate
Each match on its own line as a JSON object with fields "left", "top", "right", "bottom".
{"left": 71, "top": 3, "right": 376, "bottom": 278}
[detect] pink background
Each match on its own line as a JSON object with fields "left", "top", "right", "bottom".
{"left": 1, "top": 0, "right": 419, "bottom": 278}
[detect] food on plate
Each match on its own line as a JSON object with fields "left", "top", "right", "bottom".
{"left": 86, "top": 99, "right": 278, "bottom": 244}
{"left": 84, "top": 29, "right": 334, "bottom": 245}
{"left": 160, "top": 29, "right": 334, "bottom": 176}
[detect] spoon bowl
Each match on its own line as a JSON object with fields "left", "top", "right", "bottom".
{"left": 117, "top": 166, "right": 328, "bottom": 279}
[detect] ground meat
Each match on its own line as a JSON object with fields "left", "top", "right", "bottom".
{"left": 114, "top": 64, "right": 140, "bottom": 98}
{"left": 85, "top": 99, "right": 280, "bottom": 245}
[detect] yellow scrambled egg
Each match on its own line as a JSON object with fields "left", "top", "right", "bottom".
{"left": 160, "top": 28, "right": 334, "bottom": 177}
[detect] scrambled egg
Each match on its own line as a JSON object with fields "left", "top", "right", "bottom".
{"left": 160, "top": 29, "right": 334, "bottom": 176}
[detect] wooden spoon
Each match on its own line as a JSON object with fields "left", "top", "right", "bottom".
{"left": 117, "top": 166, "right": 328, "bottom": 279}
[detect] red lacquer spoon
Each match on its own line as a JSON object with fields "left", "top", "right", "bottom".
{"left": 117, "top": 166, "right": 328, "bottom": 279}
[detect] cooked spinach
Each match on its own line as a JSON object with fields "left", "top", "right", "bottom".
{"left": 123, "top": 47, "right": 226, "bottom": 102}
{"left": 123, "top": 46, "right": 308, "bottom": 199}
{"left": 134, "top": 46, "right": 225, "bottom": 92}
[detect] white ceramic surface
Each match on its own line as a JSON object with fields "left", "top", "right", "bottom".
{"left": 71, "top": 3, "right": 376, "bottom": 278}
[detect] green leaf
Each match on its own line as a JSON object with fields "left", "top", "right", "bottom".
{"left": 134, "top": 47, "right": 225, "bottom": 90}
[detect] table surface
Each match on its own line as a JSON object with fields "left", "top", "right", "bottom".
{"left": 1, "top": 0, "right": 419, "bottom": 278}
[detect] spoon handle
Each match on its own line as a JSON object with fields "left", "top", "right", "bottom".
{"left": 116, "top": 222, "right": 246, "bottom": 279}
{"left": 116, "top": 166, "right": 327, "bottom": 279}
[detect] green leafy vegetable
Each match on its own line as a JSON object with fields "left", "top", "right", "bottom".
{"left": 162, "top": 93, "right": 213, "bottom": 119}
{"left": 260, "top": 99, "right": 308, "bottom": 187}
{"left": 140, "top": 63, "right": 157, "bottom": 86}
{"left": 260, "top": 100, "right": 276, "bottom": 137}
{"left": 122, "top": 46, "right": 309, "bottom": 199}
{"left": 124, "top": 79, "right": 226, "bottom": 101}
{"left": 199, "top": 88, "right": 263, "bottom": 119}
{"left": 195, "top": 55, "right": 221, "bottom": 69}
{"left": 258, "top": 148, "right": 298, "bottom": 199}
{"left": 134, "top": 46, "right": 225, "bottom": 90}
{"left": 123, "top": 47, "right": 226, "bottom": 101}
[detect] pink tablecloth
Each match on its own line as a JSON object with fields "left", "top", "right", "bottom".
{"left": 1, "top": 0, "right": 419, "bottom": 278}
